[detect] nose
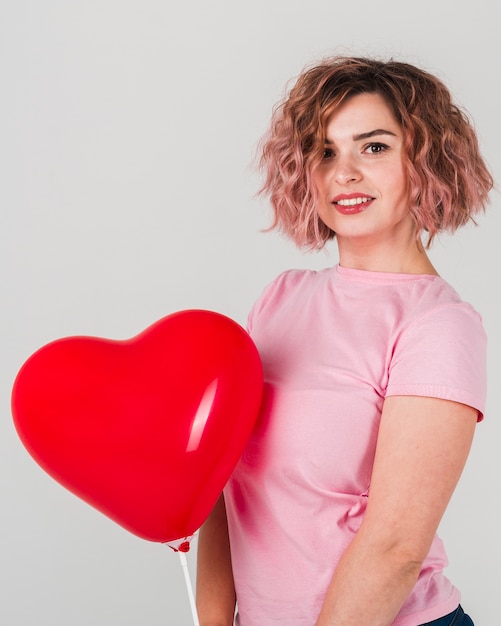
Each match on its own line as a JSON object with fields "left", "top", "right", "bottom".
{"left": 332, "top": 154, "right": 362, "bottom": 185}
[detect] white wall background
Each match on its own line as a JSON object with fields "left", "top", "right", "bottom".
{"left": 1, "top": 1, "right": 499, "bottom": 624}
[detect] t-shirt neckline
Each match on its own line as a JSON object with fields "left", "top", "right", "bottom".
{"left": 335, "top": 263, "right": 440, "bottom": 283}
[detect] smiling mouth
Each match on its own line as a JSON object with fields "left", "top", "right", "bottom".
{"left": 334, "top": 196, "right": 374, "bottom": 207}
{"left": 333, "top": 196, "right": 374, "bottom": 215}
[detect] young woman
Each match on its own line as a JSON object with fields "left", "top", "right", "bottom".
{"left": 196, "top": 56, "right": 493, "bottom": 626}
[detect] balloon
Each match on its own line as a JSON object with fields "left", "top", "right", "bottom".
{"left": 11, "top": 310, "right": 263, "bottom": 543}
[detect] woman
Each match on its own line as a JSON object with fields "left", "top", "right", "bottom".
{"left": 196, "top": 56, "right": 493, "bottom": 626}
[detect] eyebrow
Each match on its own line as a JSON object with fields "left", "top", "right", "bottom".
{"left": 325, "top": 128, "right": 397, "bottom": 144}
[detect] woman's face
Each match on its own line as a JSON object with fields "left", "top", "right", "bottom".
{"left": 313, "top": 92, "right": 413, "bottom": 249}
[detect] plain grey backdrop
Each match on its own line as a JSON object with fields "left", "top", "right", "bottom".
{"left": 1, "top": 1, "right": 499, "bottom": 624}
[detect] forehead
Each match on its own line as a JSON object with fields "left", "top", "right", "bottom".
{"left": 324, "top": 92, "right": 401, "bottom": 138}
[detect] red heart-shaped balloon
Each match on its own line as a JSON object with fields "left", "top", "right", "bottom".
{"left": 12, "top": 310, "right": 262, "bottom": 543}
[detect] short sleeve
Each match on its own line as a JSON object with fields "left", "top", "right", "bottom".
{"left": 386, "top": 303, "right": 487, "bottom": 420}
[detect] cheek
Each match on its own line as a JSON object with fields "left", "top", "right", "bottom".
{"left": 397, "top": 159, "right": 411, "bottom": 195}
{"left": 387, "top": 166, "right": 409, "bottom": 203}
{"left": 397, "top": 175, "right": 410, "bottom": 204}
{"left": 311, "top": 170, "right": 325, "bottom": 196}
{"left": 314, "top": 203, "right": 333, "bottom": 232}
{"left": 314, "top": 175, "right": 333, "bottom": 212}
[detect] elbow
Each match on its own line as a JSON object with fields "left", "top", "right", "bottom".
{"left": 360, "top": 529, "right": 427, "bottom": 581}
{"left": 394, "top": 553, "right": 424, "bottom": 579}
{"left": 354, "top": 519, "right": 431, "bottom": 584}
{"left": 383, "top": 543, "right": 426, "bottom": 582}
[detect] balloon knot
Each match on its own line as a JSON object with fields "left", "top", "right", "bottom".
{"left": 164, "top": 536, "right": 193, "bottom": 552}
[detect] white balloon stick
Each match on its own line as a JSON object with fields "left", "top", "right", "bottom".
{"left": 178, "top": 551, "right": 200, "bottom": 626}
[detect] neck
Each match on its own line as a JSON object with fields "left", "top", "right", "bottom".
{"left": 336, "top": 232, "right": 439, "bottom": 276}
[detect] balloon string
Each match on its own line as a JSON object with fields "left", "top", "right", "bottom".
{"left": 178, "top": 551, "right": 200, "bottom": 626}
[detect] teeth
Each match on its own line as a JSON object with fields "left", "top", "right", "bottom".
{"left": 336, "top": 197, "right": 372, "bottom": 206}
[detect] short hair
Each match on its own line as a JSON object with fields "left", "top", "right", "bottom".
{"left": 258, "top": 56, "right": 493, "bottom": 249}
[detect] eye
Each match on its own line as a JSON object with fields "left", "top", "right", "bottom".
{"left": 322, "top": 147, "right": 335, "bottom": 159}
{"left": 364, "top": 142, "right": 389, "bottom": 155}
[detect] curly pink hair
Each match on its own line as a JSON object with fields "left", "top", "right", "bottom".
{"left": 259, "top": 56, "right": 493, "bottom": 249}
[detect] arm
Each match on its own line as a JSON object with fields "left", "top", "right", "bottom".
{"left": 196, "top": 494, "right": 236, "bottom": 626}
{"left": 315, "top": 395, "right": 478, "bottom": 626}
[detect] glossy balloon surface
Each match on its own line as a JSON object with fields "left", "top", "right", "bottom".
{"left": 12, "top": 310, "right": 263, "bottom": 542}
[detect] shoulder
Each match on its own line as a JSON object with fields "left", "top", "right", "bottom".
{"left": 264, "top": 267, "right": 320, "bottom": 294}
{"left": 247, "top": 268, "right": 322, "bottom": 331}
{"left": 377, "top": 274, "right": 484, "bottom": 338}
{"left": 395, "top": 275, "right": 486, "bottom": 363}
{"left": 399, "top": 277, "right": 486, "bottom": 342}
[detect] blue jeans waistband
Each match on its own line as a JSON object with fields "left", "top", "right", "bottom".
{"left": 420, "top": 605, "right": 474, "bottom": 626}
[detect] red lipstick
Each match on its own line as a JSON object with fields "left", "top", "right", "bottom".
{"left": 332, "top": 193, "right": 374, "bottom": 215}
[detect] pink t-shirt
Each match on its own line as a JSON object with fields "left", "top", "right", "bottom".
{"left": 224, "top": 264, "right": 486, "bottom": 626}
